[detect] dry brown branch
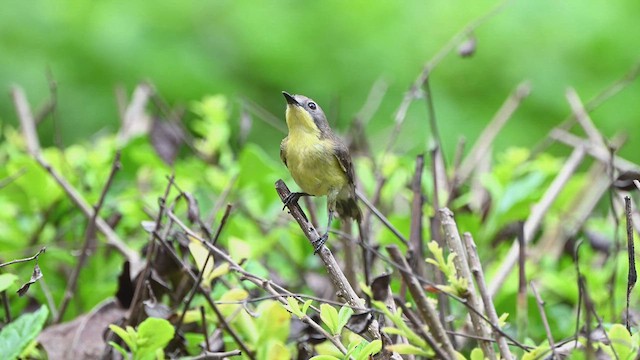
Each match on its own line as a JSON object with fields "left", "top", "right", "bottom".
{"left": 565, "top": 88, "right": 607, "bottom": 148}
{"left": 530, "top": 282, "right": 558, "bottom": 360}
{"left": 0, "top": 247, "right": 46, "bottom": 269}
{"left": 275, "top": 180, "right": 380, "bottom": 341}
{"left": 550, "top": 129, "right": 639, "bottom": 172}
{"left": 489, "top": 146, "right": 586, "bottom": 297}
{"left": 384, "top": 0, "right": 513, "bottom": 156}
{"left": 455, "top": 81, "right": 531, "bottom": 187}
{"left": 439, "top": 208, "right": 495, "bottom": 359}
{"left": 463, "top": 233, "right": 512, "bottom": 360}
{"left": 11, "top": 86, "right": 140, "bottom": 266}
{"left": 386, "top": 245, "right": 457, "bottom": 359}
{"left": 356, "top": 189, "right": 408, "bottom": 245}
{"left": 624, "top": 196, "right": 637, "bottom": 332}
{"left": 409, "top": 154, "right": 425, "bottom": 276}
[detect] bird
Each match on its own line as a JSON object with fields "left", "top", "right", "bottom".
{"left": 280, "top": 91, "right": 361, "bottom": 253}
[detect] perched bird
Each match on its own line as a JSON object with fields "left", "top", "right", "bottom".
{"left": 280, "top": 91, "right": 361, "bottom": 252}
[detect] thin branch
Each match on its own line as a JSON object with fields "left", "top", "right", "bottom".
{"left": 384, "top": 0, "right": 513, "bottom": 156}
{"left": 355, "top": 189, "right": 408, "bottom": 245}
{"left": 0, "top": 247, "right": 46, "bottom": 268}
{"left": 55, "top": 151, "right": 122, "bottom": 323}
{"left": 489, "top": 146, "right": 586, "bottom": 297}
{"left": 386, "top": 245, "right": 457, "bottom": 360}
{"left": 550, "top": 129, "right": 639, "bottom": 173}
{"left": 624, "top": 196, "right": 636, "bottom": 332}
{"left": 409, "top": 154, "right": 425, "bottom": 275}
{"left": 463, "top": 233, "right": 512, "bottom": 360}
{"left": 455, "top": 81, "right": 531, "bottom": 186}
{"left": 439, "top": 208, "right": 495, "bottom": 359}
{"left": 530, "top": 282, "right": 558, "bottom": 360}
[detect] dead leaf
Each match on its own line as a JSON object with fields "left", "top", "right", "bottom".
{"left": 17, "top": 264, "right": 43, "bottom": 297}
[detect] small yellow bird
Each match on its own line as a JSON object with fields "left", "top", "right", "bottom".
{"left": 280, "top": 91, "right": 361, "bottom": 252}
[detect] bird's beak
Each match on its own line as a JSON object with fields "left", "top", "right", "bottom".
{"left": 282, "top": 91, "right": 300, "bottom": 107}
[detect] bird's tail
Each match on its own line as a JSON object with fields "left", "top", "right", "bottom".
{"left": 336, "top": 194, "right": 362, "bottom": 222}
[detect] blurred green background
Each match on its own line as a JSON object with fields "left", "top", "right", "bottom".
{"left": 1, "top": 0, "right": 639, "bottom": 159}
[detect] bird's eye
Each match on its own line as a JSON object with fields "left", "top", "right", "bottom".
{"left": 308, "top": 102, "right": 317, "bottom": 110}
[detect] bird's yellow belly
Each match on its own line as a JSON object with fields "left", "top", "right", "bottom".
{"left": 286, "top": 139, "right": 347, "bottom": 196}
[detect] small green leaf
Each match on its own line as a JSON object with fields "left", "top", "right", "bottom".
{"left": 286, "top": 297, "right": 303, "bottom": 318}
{"left": 386, "top": 343, "right": 432, "bottom": 356}
{"left": 320, "top": 304, "right": 339, "bottom": 335}
{"left": 336, "top": 306, "right": 354, "bottom": 334}
{"left": 108, "top": 341, "right": 130, "bottom": 359}
{"left": 136, "top": 317, "right": 175, "bottom": 360}
{"left": 470, "top": 347, "right": 485, "bottom": 360}
{"left": 0, "top": 305, "right": 49, "bottom": 360}
{"left": 356, "top": 340, "right": 382, "bottom": 360}
{"left": 607, "top": 324, "right": 634, "bottom": 360}
{"left": 0, "top": 273, "right": 18, "bottom": 292}
{"left": 109, "top": 324, "right": 136, "bottom": 352}
{"left": 302, "top": 300, "right": 313, "bottom": 315}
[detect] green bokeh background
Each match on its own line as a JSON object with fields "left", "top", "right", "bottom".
{"left": 1, "top": 0, "right": 639, "bottom": 159}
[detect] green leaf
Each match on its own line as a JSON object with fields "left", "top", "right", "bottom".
{"left": 109, "top": 341, "right": 130, "bottom": 359}
{"left": 356, "top": 340, "right": 382, "bottom": 360}
{"left": 109, "top": 324, "right": 137, "bottom": 352}
{"left": 470, "top": 348, "right": 485, "bottom": 360}
{"left": 607, "top": 324, "right": 634, "bottom": 360}
{"left": 386, "top": 343, "right": 432, "bottom": 356}
{"left": 287, "top": 297, "right": 303, "bottom": 318}
{"left": 336, "top": 306, "right": 354, "bottom": 334}
{"left": 302, "top": 300, "right": 313, "bottom": 315}
{"left": 136, "top": 317, "right": 175, "bottom": 360}
{"left": 0, "top": 305, "right": 49, "bottom": 360}
{"left": 320, "top": 304, "right": 340, "bottom": 335}
{"left": 0, "top": 273, "right": 18, "bottom": 292}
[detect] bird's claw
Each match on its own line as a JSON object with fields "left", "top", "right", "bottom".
{"left": 313, "top": 233, "right": 328, "bottom": 254}
{"left": 282, "top": 192, "right": 308, "bottom": 211}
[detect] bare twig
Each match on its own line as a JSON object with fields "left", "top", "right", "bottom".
{"left": 384, "top": 0, "right": 513, "bottom": 156}
{"left": 386, "top": 245, "right": 456, "bottom": 359}
{"left": 455, "top": 81, "right": 531, "bottom": 186}
{"left": 489, "top": 146, "right": 586, "bottom": 297}
{"left": 550, "top": 129, "right": 639, "bottom": 173}
{"left": 439, "top": 208, "right": 495, "bottom": 359}
{"left": 624, "top": 196, "right": 636, "bottom": 332}
{"left": 533, "top": 60, "right": 640, "bottom": 155}
{"left": 517, "top": 221, "right": 527, "bottom": 340}
{"left": 0, "top": 168, "right": 27, "bottom": 190}
{"left": 463, "top": 233, "right": 512, "bottom": 360}
{"left": 356, "top": 189, "right": 408, "bottom": 245}
{"left": 530, "top": 282, "right": 557, "bottom": 360}
{"left": 0, "top": 247, "right": 46, "bottom": 268}
{"left": 409, "top": 154, "right": 425, "bottom": 276}
{"left": 565, "top": 88, "right": 607, "bottom": 148}
{"left": 393, "top": 298, "right": 452, "bottom": 360}
{"left": 55, "top": 151, "right": 122, "bottom": 323}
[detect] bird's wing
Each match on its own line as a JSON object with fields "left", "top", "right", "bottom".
{"left": 333, "top": 141, "right": 355, "bottom": 186}
{"left": 280, "top": 137, "right": 288, "bottom": 167}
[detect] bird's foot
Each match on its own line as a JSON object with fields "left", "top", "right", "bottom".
{"left": 312, "top": 232, "right": 328, "bottom": 254}
{"left": 282, "top": 192, "right": 310, "bottom": 210}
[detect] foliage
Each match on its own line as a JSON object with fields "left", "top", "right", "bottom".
{"left": 109, "top": 317, "right": 175, "bottom": 360}
{"left": 0, "top": 305, "right": 48, "bottom": 360}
